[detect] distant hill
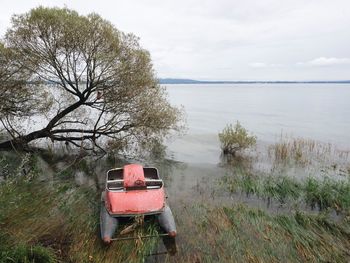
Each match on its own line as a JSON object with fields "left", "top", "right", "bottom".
{"left": 159, "top": 78, "right": 202, "bottom": 84}
{"left": 159, "top": 78, "right": 350, "bottom": 84}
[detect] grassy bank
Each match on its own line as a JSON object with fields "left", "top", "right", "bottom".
{"left": 170, "top": 203, "right": 350, "bottom": 262}
{"left": 1, "top": 151, "right": 349, "bottom": 262}
{"left": 0, "top": 153, "right": 160, "bottom": 263}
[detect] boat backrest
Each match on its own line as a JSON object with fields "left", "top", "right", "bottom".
{"left": 144, "top": 167, "right": 163, "bottom": 188}
{"left": 144, "top": 179, "right": 163, "bottom": 189}
{"left": 107, "top": 168, "right": 124, "bottom": 191}
{"left": 144, "top": 168, "right": 160, "bottom": 179}
{"left": 123, "top": 164, "right": 146, "bottom": 190}
{"left": 107, "top": 169, "right": 123, "bottom": 180}
{"left": 106, "top": 166, "right": 163, "bottom": 191}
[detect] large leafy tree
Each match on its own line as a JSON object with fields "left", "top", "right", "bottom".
{"left": 0, "top": 7, "right": 182, "bottom": 153}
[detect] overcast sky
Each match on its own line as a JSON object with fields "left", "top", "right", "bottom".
{"left": 0, "top": 0, "right": 349, "bottom": 80}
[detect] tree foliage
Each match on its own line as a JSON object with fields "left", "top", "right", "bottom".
{"left": 219, "top": 121, "right": 256, "bottom": 156}
{"left": 0, "top": 43, "right": 47, "bottom": 118}
{"left": 0, "top": 7, "right": 182, "bottom": 153}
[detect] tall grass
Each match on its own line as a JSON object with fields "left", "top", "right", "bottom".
{"left": 0, "top": 242, "right": 56, "bottom": 263}
{"left": 222, "top": 170, "right": 350, "bottom": 214}
{"left": 165, "top": 203, "right": 350, "bottom": 262}
{"left": 1, "top": 148, "right": 349, "bottom": 262}
{"left": 0, "top": 153, "right": 161, "bottom": 263}
{"left": 268, "top": 135, "right": 350, "bottom": 167}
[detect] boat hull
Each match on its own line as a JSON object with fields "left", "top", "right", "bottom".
{"left": 158, "top": 205, "right": 177, "bottom": 237}
{"left": 100, "top": 204, "right": 118, "bottom": 244}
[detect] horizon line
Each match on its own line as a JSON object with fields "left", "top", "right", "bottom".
{"left": 159, "top": 78, "right": 350, "bottom": 84}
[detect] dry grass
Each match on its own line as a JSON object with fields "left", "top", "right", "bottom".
{"left": 268, "top": 135, "right": 350, "bottom": 167}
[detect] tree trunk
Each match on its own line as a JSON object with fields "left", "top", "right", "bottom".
{"left": 0, "top": 128, "right": 50, "bottom": 151}
{"left": 0, "top": 99, "right": 84, "bottom": 151}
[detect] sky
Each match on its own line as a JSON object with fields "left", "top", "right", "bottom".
{"left": 0, "top": 0, "right": 349, "bottom": 81}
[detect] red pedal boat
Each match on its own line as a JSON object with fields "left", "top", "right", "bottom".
{"left": 100, "top": 164, "right": 177, "bottom": 244}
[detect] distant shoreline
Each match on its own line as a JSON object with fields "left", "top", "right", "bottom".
{"left": 159, "top": 78, "right": 350, "bottom": 84}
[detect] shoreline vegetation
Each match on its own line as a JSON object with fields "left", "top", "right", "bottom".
{"left": 159, "top": 78, "right": 350, "bottom": 84}
{"left": 0, "top": 133, "right": 349, "bottom": 262}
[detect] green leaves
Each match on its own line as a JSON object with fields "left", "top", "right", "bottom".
{"left": 219, "top": 121, "right": 257, "bottom": 156}
{"left": 0, "top": 7, "right": 183, "bottom": 154}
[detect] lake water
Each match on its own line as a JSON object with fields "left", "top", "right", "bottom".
{"left": 146, "top": 83, "right": 350, "bottom": 260}
{"left": 79, "top": 83, "right": 350, "bottom": 261}
{"left": 165, "top": 83, "right": 350, "bottom": 164}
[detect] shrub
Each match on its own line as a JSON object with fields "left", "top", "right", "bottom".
{"left": 219, "top": 121, "right": 256, "bottom": 156}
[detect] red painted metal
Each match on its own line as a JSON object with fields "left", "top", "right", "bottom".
{"left": 106, "top": 189, "right": 165, "bottom": 215}
{"left": 123, "top": 164, "right": 146, "bottom": 188}
{"left": 105, "top": 164, "right": 165, "bottom": 215}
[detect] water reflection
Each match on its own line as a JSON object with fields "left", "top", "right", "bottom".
{"left": 166, "top": 83, "right": 350, "bottom": 163}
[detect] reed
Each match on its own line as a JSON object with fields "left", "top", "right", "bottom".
{"left": 163, "top": 203, "right": 350, "bottom": 262}
{"left": 268, "top": 135, "right": 349, "bottom": 167}
{"left": 1, "top": 150, "right": 349, "bottom": 262}
{"left": 223, "top": 168, "right": 350, "bottom": 213}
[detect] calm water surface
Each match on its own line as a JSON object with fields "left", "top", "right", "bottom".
{"left": 165, "top": 83, "right": 350, "bottom": 164}
{"left": 98, "top": 84, "right": 350, "bottom": 260}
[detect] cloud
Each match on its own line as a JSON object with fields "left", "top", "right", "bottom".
{"left": 249, "top": 62, "right": 283, "bottom": 68}
{"left": 297, "top": 57, "right": 350, "bottom": 67}
{"left": 1, "top": 0, "right": 350, "bottom": 80}
{"left": 250, "top": 62, "right": 267, "bottom": 68}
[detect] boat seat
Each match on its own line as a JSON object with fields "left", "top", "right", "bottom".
{"left": 107, "top": 179, "right": 163, "bottom": 190}
{"left": 145, "top": 179, "right": 163, "bottom": 189}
